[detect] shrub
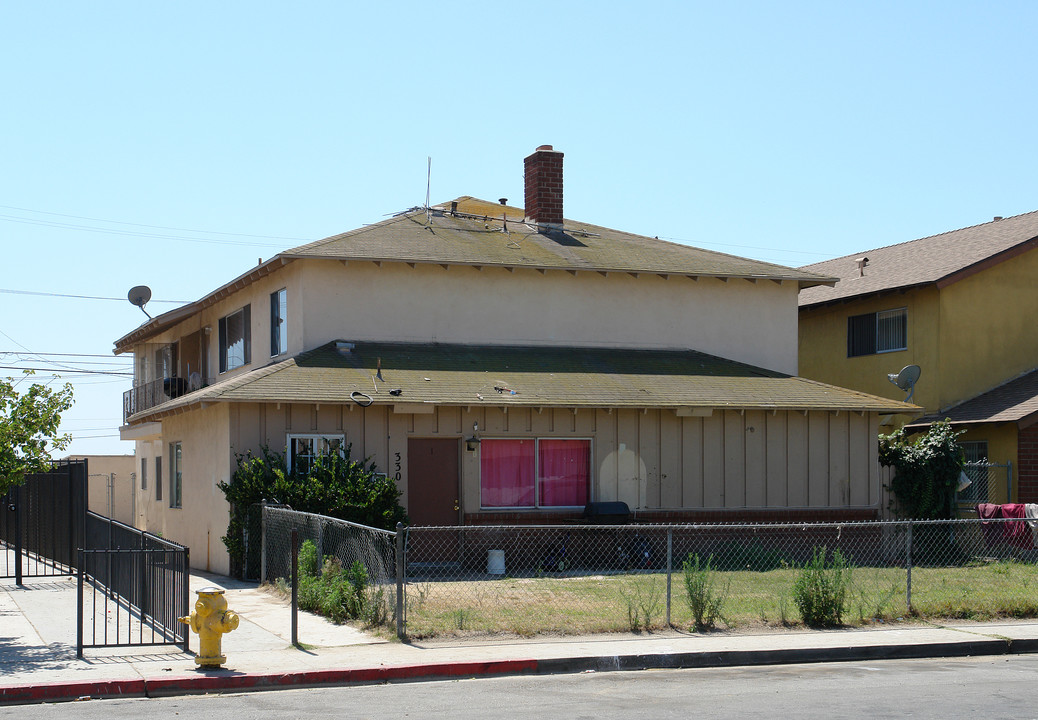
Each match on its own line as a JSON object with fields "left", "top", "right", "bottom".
{"left": 293, "top": 554, "right": 374, "bottom": 625}
{"left": 793, "top": 546, "right": 851, "bottom": 627}
{"left": 880, "top": 420, "right": 964, "bottom": 519}
{"left": 683, "top": 553, "right": 730, "bottom": 631}
{"left": 299, "top": 539, "right": 320, "bottom": 578}
{"left": 619, "top": 577, "right": 663, "bottom": 631}
{"left": 219, "top": 444, "right": 407, "bottom": 577}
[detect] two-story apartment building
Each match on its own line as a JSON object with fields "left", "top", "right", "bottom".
{"left": 117, "top": 146, "right": 913, "bottom": 574}
{"left": 798, "top": 211, "right": 1038, "bottom": 506}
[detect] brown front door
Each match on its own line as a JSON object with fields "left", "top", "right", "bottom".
{"left": 407, "top": 438, "right": 461, "bottom": 526}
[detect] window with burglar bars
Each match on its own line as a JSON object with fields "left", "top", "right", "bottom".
{"left": 848, "top": 307, "right": 907, "bottom": 357}
{"left": 958, "top": 441, "right": 990, "bottom": 505}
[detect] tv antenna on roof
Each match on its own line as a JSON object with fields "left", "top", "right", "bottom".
{"left": 127, "top": 285, "right": 153, "bottom": 319}
{"left": 887, "top": 364, "right": 921, "bottom": 403}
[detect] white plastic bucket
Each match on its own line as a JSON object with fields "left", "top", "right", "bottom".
{"left": 487, "top": 549, "right": 505, "bottom": 575}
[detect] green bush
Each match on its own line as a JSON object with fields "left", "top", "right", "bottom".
{"left": 880, "top": 420, "right": 964, "bottom": 519}
{"left": 683, "top": 553, "right": 730, "bottom": 631}
{"left": 294, "top": 553, "right": 374, "bottom": 625}
{"left": 218, "top": 444, "right": 407, "bottom": 577}
{"left": 299, "top": 539, "right": 320, "bottom": 578}
{"left": 793, "top": 546, "right": 852, "bottom": 627}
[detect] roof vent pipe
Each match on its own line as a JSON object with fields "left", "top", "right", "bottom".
{"left": 994, "top": 216, "right": 1003, "bottom": 222}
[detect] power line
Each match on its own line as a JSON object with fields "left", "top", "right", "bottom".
{"left": 0, "top": 351, "right": 128, "bottom": 358}
{"left": 0, "top": 288, "right": 189, "bottom": 303}
{"left": 0, "top": 203, "right": 311, "bottom": 241}
{"left": 0, "top": 365, "right": 131, "bottom": 376}
{"left": 0, "top": 213, "right": 295, "bottom": 248}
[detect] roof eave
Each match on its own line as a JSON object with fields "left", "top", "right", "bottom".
{"left": 280, "top": 252, "right": 830, "bottom": 285}
{"left": 113, "top": 256, "right": 292, "bottom": 353}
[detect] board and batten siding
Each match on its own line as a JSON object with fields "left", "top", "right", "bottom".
{"left": 229, "top": 403, "right": 881, "bottom": 514}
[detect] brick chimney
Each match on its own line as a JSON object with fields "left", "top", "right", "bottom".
{"left": 524, "top": 145, "right": 564, "bottom": 230}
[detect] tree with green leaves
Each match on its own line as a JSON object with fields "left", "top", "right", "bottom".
{"left": 879, "top": 420, "right": 964, "bottom": 519}
{"left": 0, "top": 372, "right": 74, "bottom": 495}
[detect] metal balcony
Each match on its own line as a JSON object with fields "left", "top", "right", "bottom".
{"left": 122, "top": 375, "right": 209, "bottom": 423}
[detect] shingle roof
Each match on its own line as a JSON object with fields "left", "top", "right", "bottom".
{"left": 126, "top": 340, "right": 915, "bottom": 422}
{"left": 115, "top": 197, "right": 834, "bottom": 352}
{"left": 905, "top": 368, "right": 1038, "bottom": 429}
{"left": 798, "top": 210, "right": 1038, "bottom": 308}
{"left": 285, "top": 197, "right": 833, "bottom": 283}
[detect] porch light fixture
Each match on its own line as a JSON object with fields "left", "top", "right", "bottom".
{"left": 466, "top": 421, "right": 480, "bottom": 452}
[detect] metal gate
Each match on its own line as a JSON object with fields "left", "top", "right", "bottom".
{"left": 0, "top": 459, "right": 87, "bottom": 583}
{"left": 77, "top": 512, "right": 190, "bottom": 656}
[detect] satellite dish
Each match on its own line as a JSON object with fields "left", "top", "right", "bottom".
{"left": 127, "top": 285, "right": 153, "bottom": 319}
{"left": 887, "top": 364, "right": 921, "bottom": 402}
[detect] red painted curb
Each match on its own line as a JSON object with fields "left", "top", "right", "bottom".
{"left": 0, "top": 679, "right": 146, "bottom": 705}
{"left": 0, "top": 660, "right": 540, "bottom": 704}
{"left": 143, "top": 659, "right": 540, "bottom": 696}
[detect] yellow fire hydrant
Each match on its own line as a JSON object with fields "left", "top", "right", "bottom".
{"left": 179, "top": 587, "right": 240, "bottom": 668}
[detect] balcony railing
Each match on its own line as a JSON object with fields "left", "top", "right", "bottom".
{"left": 123, "top": 375, "right": 210, "bottom": 422}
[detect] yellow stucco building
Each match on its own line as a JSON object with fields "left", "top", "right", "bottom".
{"left": 798, "top": 211, "right": 1038, "bottom": 506}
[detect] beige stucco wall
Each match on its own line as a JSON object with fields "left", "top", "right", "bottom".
{"left": 133, "top": 256, "right": 799, "bottom": 391}
{"left": 129, "top": 261, "right": 305, "bottom": 386}
{"left": 68, "top": 454, "right": 136, "bottom": 525}
{"left": 298, "top": 260, "right": 801, "bottom": 374}
{"left": 132, "top": 403, "right": 232, "bottom": 573}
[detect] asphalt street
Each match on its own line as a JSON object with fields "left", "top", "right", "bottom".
{"left": 6, "top": 654, "right": 1038, "bottom": 720}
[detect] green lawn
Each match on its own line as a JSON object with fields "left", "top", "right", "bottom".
{"left": 401, "top": 560, "right": 1038, "bottom": 638}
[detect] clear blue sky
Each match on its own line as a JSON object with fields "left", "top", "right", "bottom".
{"left": 3, "top": 1, "right": 1036, "bottom": 456}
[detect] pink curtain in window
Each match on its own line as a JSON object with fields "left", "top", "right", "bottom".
{"left": 480, "top": 440, "right": 535, "bottom": 507}
{"left": 539, "top": 439, "right": 590, "bottom": 507}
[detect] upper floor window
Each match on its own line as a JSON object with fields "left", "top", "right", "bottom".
{"left": 847, "top": 308, "right": 907, "bottom": 357}
{"left": 169, "top": 442, "right": 183, "bottom": 509}
{"left": 155, "top": 456, "right": 163, "bottom": 502}
{"left": 288, "top": 434, "right": 345, "bottom": 475}
{"left": 219, "top": 305, "right": 251, "bottom": 373}
{"left": 270, "top": 288, "right": 287, "bottom": 357}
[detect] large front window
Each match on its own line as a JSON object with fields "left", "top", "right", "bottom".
{"left": 288, "top": 434, "right": 345, "bottom": 475}
{"left": 480, "top": 438, "right": 590, "bottom": 509}
{"left": 219, "top": 305, "right": 251, "bottom": 373}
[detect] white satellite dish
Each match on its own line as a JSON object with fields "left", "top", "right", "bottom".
{"left": 127, "top": 285, "right": 153, "bottom": 319}
{"left": 887, "top": 364, "right": 921, "bottom": 402}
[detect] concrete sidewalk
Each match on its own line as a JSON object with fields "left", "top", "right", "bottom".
{"left": 3, "top": 571, "right": 1038, "bottom": 705}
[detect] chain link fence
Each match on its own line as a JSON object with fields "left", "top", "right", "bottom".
{"left": 260, "top": 506, "right": 398, "bottom": 629}
{"left": 257, "top": 512, "right": 1038, "bottom": 638}
{"left": 401, "top": 518, "right": 1038, "bottom": 637}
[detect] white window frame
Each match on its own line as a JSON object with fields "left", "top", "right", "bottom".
{"left": 478, "top": 437, "right": 594, "bottom": 510}
{"left": 287, "top": 433, "right": 346, "bottom": 474}
{"left": 875, "top": 307, "right": 908, "bottom": 353}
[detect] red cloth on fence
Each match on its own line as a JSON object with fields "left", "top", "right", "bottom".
{"left": 1002, "top": 503, "right": 1033, "bottom": 549}
{"left": 977, "top": 503, "right": 1004, "bottom": 547}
